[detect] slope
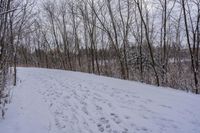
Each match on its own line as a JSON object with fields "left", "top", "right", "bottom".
{"left": 0, "top": 67, "right": 200, "bottom": 133}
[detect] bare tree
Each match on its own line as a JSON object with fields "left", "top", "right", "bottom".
{"left": 181, "top": 0, "right": 200, "bottom": 94}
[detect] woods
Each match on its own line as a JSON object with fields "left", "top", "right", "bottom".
{"left": 0, "top": 0, "right": 34, "bottom": 118}
{"left": 0, "top": 0, "right": 200, "bottom": 117}
{"left": 13, "top": 0, "right": 200, "bottom": 94}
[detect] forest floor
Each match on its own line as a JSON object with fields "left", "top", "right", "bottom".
{"left": 0, "top": 67, "right": 200, "bottom": 133}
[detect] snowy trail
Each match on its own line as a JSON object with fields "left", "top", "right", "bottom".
{"left": 0, "top": 67, "right": 200, "bottom": 133}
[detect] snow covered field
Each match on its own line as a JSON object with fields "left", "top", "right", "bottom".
{"left": 0, "top": 67, "right": 200, "bottom": 133}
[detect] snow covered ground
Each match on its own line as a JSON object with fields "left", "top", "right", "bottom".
{"left": 0, "top": 67, "right": 200, "bottom": 133}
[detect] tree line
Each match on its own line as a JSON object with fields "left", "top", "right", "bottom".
{"left": 16, "top": 0, "right": 199, "bottom": 94}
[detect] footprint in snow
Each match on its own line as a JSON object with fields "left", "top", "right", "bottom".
{"left": 136, "top": 127, "right": 149, "bottom": 132}
{"left": 159, "top": 105, "right": 172, "bottom": 109}
{"left": 96, "top": 105, "right": 103, "bottom": 111}
{"left": 97, "top": 124, "right": 104, "bottom": 132}
{"left": 124, "top": 115, "right": 130, "bottom": 120}
{"left": 110, "top": 113, "right": 121, "bottom": 124}
{"left": 97, "top": 117, "right": 111, "bottom": 132}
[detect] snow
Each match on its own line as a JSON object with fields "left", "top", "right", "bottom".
{"left": 0, "top": 67, "right": 200, "bottom": 133}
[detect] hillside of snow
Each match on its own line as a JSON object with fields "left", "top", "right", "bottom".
{"left": 0, "top": 67, "right": 200, "bottom": 133}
